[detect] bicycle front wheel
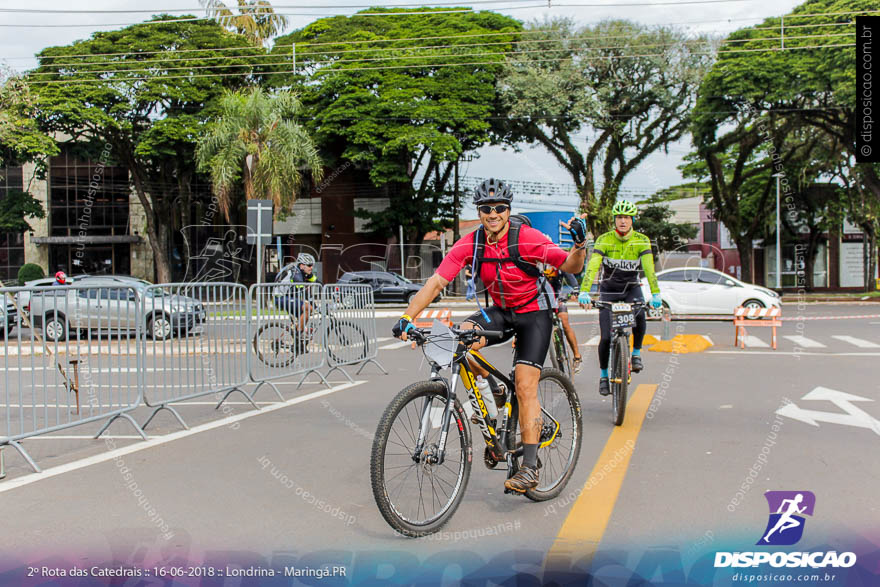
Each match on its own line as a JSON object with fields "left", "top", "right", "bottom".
{"left": 611, "top": 335, "right": 629, "bottom": 426}
{"left": 253, "top": 321, "right": 297, "bottom": 367}
{"left": 506, "top": 368, "right": 583, "bottom": 502}
{"left": 549, "top": 328, "right": 568, "bottom": 378}
{"left": 325, "top": 318, "right": 368, "bottom": 364}
{"left": 371, "top": 381, "right": 472, "bottom": 537}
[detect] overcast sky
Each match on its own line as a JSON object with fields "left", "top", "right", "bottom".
{"left": 1, "top": 0, "right": 805, "bottom": 212}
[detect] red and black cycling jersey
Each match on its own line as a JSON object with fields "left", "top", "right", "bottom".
{"left": 436, "top": 226, "right": 568, "bottom": 313}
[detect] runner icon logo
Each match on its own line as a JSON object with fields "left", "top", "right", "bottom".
{"left": 758, "top": 491, "right": 816, "bottom": 546}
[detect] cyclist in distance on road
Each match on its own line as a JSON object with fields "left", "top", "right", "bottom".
{"left": 578, "top": 201, "right": 662, "bottom": 397}
{"left": 274, "top": 253, "right": 318, "bottom": 339}
{"left": 392, "top": 178, "right": 588, "bottom": 493}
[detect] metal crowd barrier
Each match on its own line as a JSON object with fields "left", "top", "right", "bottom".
{"left": 140, "top": 282, "right": 250, "bottom": 431}
{"left": 1, "top": 284, "right": 144, "bottom": 473}
{"left": 323, "top": 283, "right": 386, "bottom": 380}
{"left": 249, "top": 282, "right": 326, "bottom": 395}
{"left": 0, "top": 279, "right": 387, "bottom": 478}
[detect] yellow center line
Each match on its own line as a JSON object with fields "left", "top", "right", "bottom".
{"left": 545, "top": 383, "right": 658, "bottom": 569}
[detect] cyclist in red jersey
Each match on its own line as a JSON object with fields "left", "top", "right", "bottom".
{"left": 393, "top": 178, "right": 587, "bottom": 493}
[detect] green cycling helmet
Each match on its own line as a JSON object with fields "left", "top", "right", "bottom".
{"left": 611, "top": 201, "right": 638, "bottom": 216}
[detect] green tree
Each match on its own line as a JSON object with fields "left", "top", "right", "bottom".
{"left": 28, "top": 16, "right": 264, "bottom": 282}
{"left": 832, "top": 159, "right": 880, "bottom": 290}
{"left": 686, "top": 109, "right": 824, "bottom": 283}
{"left": 268, "top": 8, "right": 522, "bottom": 242}
{"left": 200, "top": 0, "right": 288, "bottom": 46}
{"left": 1, "top": 66, "right": 59, "bottom": 169}
{"left": 0, "top": 190, "right": 46, "bottom": 233}
{"left": 499, "top": 18, "right": 712, "bottom": 236}
{"left": 196, "top": 87, "right": 323, "bottom": 220}
{"left": 686, "top": 0, "right": 877, "bottom": 287}
{"left": 1, "top": 67, "right": 56, "bottom": 245}
{"left": 636, "top": 203, "right": 698, "bottom": 255}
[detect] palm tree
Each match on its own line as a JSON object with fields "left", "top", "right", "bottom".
{"left": 196, "top": 87, "right": 323, "bottom": 221}
{"left": 200, "top": 0, "right": 288, "bottom": 46}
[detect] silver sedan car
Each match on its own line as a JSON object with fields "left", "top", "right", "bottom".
{"left": 27, "top": 277, "right": 206, "bottom": 341}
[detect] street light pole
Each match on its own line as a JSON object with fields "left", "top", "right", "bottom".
{"left": 772, "top": 173, "right": 783, "bottom": 290}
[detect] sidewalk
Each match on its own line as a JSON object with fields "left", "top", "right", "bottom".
{"left": 779, "top": 292, "right": 880, "bottom": 303}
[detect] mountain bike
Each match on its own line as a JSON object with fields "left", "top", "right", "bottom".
{"left": 593, "top": 300, "right": 647, "bottom": 426}
{"left": 371, "top": 321, "right": 582, "bottom": 537}
{"left": 252, "top": 297, "right": 367, "bottom": 367}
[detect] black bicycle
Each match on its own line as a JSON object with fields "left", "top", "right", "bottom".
{"left": 370, "top": 322, "right": 582, "bottom": 537}
{"left": 592, "top": 300, "right": 647, "bottom": 426}
{"left": 548, "top": 300, "right": 574, "bottom": 378}
{"left": 252, "top": 297, "right": 367, "bottom": 367}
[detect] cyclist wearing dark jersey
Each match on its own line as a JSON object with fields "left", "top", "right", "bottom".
{"left": 393, "top": 178, "right": 588, "bottom": 494}
{"left": 578, "top": 201, "right": 662, "bottom": 396}
{"left": 274, "top": 253, "right": 318, "bottom": 335}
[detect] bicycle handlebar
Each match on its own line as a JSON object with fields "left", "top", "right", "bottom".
{"left": 591, "top": 300, "right": 648, "bottom": 310}
{"left": 407, "top": 327, "right": 504, "bottom": 345}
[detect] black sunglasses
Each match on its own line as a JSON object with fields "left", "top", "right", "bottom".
{"left": 478, "top": 204, "right": 510, "bottom": 215}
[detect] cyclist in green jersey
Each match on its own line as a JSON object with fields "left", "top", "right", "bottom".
{"left": 577, "top": 201, "right": 662, "bottom": 396}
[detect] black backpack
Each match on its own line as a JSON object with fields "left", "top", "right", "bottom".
{"left": 469, "top": 216, "right": 549, "bottom": 311}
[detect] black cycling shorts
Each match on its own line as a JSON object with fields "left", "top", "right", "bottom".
{"left": 465, "top": 306, "right": 553, "bottom": 370}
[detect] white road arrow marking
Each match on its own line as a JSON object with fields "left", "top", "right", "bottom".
{"left": 776, "top": 386, "right": 880, "bottom": 436}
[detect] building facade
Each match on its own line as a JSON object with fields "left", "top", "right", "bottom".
{"left": 2, "top": 147, "right": 394, "bottom": 284}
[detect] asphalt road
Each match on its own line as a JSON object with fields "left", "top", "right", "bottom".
{"left": 0, "top": 302, "right": 878, "bottom": 584}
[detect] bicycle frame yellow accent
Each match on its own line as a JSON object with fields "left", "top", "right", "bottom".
{"left": 463, "top": 349, "right": 562, "bottom": 452}
{"left": 458, "top": 363, "right": 495, "bottom": 447}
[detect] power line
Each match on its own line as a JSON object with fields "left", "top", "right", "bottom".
{"left": 0, "top": 0, "right": 761, "bottom": 15}
{"left": 0, "top": 0, "right": 534, "bottom": 14}
{"left": 26, "top": 41, "right": 855, "bottom": 86}
{"left": 25, "top": 31, "right": 853, "bottom": 78}
{"left": 11, "top": 8, "right": 874, "bottom": 62}
{"left": 22, "top": 28, "right": 855, "bottom": 73}
{"left": 29, "top": 26, "right": 856, "bottom": 72}
{"left": 0, "top": 0, "right": 760, "bottom": 28}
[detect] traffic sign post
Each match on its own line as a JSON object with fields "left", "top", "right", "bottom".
{"left": 247, "top": 200, "right": 274, "bottom": 284}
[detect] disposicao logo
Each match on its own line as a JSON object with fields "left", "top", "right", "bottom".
{"left": 714, "top": 491, "right": 857, "bottom": 569}
{"left": 758, "top": 490, "right": 815, "bottom": 546}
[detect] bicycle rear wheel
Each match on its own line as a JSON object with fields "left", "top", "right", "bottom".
{"left": 506, "top": 368, "right": 582, "bottom": 501}
{"left": 253, "top": 321, "right": 297, "bottom": 367}
{"left": 611, "top": 336, "right": 629, "bottom": 426}
{"left": 371, "top": 381, "right": 472, "bottom": 537}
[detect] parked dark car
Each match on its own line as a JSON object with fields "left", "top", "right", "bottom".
{"left": 338, "top": 271, "right": 440, "bottom": 304}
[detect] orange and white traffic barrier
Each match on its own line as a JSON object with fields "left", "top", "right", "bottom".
{"left": 733, "top": 306, "right": 782, "bottom": 349}
{"left": 412, "top": 307, "right": 454, "bottom": 329}
{"left": 411, "top": 308, "right": 454, "bottom": 348}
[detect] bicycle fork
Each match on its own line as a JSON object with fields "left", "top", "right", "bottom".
{"left": 608, "top": 332, "right": 633, "bottom": 385}
{"left": 411, "top": 371, "right": 460, "bottom": 466}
